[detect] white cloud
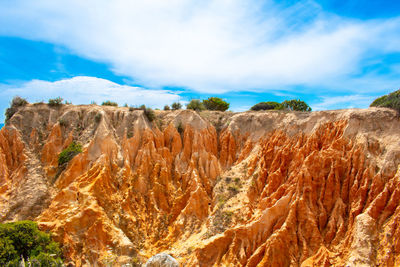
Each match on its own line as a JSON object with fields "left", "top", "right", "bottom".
{"left": 0, "top": 0, "right": 399, "bottom": 93}
{"left": 0, "top": 76, "right": 181, "bottom": 108}
{"left": 233, "top": 105, "right": 252, "bottom": 112}
{"left": 311, "top": 95, "right": 375, "bottom": 111}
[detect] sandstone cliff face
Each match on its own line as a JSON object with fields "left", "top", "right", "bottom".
{"left": 1, "top": 104, "right": 400, "bottom": 266}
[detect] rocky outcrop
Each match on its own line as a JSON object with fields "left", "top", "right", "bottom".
{"left": 193, "top": 118, "right": 400, "bottom": 266}
{"left": 0, "top": 104, "right": 400, "bottom": 266}
{"left": 145, "top": 253, "right": 179, "bottom": 267}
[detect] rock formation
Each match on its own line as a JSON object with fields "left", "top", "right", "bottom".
{"left": 0, "top": 103, "right": 400, "bottom": 266}
{"left": 145, "top": 253, "right": 179, "bottom": 267}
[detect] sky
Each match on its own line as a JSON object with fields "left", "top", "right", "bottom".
{"left": 0, "top": 0, "right": 400, "bottom": 122}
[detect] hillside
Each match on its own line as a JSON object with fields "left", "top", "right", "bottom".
{"left": 1, "top": 103, "right": 400, "bottom": 266}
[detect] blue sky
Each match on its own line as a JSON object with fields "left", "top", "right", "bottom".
{"left": 0, "top": 0, "right": 400, "bottom": 122}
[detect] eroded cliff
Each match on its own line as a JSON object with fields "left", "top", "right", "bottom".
{"left": 1, "top": 103, "right": 400, "bottom": 266}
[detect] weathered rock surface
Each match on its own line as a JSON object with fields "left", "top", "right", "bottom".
{"left": 145, "top": 253, "right": 179, "bottom": 267}
{"left": 1, "top": 103, "right": 400, "bottom": 266}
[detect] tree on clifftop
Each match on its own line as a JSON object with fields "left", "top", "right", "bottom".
{"left": 251, "top": 101, "right": 283, "bottom": 111}
{"left": 5, "top": 96, "right": 28, "bottom": 123}
{"left": 171, "top": 102, "right": 182, "bottom": 110}
{"left": 282, "top": 99, "right": 312, "bottom": 111}
{"left": 370, "top": 89, "right": 400, "bottom": 112}
{"left": 250, "top": 99, "right": 311, "bottom": 112}
{"left": 202, "top": 97, "right": 230, "bottom": 111}
{"left": 186, "top": 99, "right": 205, "bottom": 111}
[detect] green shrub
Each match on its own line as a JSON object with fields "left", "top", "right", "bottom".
{"left": 58, "top": 142, "right": 82, "bottom": 166}
{"left": 251, "top": 101, "right": 283, "bottom": 111}
{"left": 171, "top": 102, "right": 182, "bottom": 110}
{"left": 5, "top": 96, "right": 29, "bottom": 123}
{"left": 186, "top": 99, "right": 205, "bottom": 111}
{"left": 370, "top": 89, "right": 400, "bottom": 112}
{"left": 101, "top": 100, "right": 118, "bottom": 107}
{"left": 145, "top": 108, "right": 155, "bottom": 122}
{"left": 164, "top": 105, "right": 171, "bottom": 111}
{"left": 95, "top": 113, "right": 102, "bottom": 123}
{"left": 0, "top": 221, "right": 63, "bottom": 266}
{"left": 202, "top": 97, "right": 229, "bottom": 111}
{"left": 5, "top": 109, "right": 14, "bottom": 123}
{"left": 58, "top": 118, "right": 67, "bottom": 127}
{"left": 177, "top": 122, "right": 184, "bottom": 135}
{"left": 11, "top": 96, "right": 28, "bottom": 107}
{"left": 207, "top": 210, "right": 234, "bottom": 236}
{"left": 282, "top": 99, "right": 311, "bottom": 112}
{"left": 48, "top": 97, "right": 64, "bottom": 107}
{"left": 140, "top": 105, "right": 156, "bottom": 122}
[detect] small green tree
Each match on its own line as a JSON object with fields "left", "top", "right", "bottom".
{"left": 282, "top": 99, "right": 311, "bottom": 112}
{"left": 171, "top": 102, "right": 182, "bottom": 110}
{"left": 58, "top": 142, "right": 82, "bottom": 166}
{"left": 202, "top": 97, "right": 229, "bottom": 111}
{"left": 5, "top": 96, "right": 29, "bottom": 123}
{"left": 139, "top": 105, "right": 156, "bottom": 122}
{"left": 102, "top": 101, "right": 118, "bottom": 107}
{"left": 186, "top": 99, "right": 205, "bottom": 111}
{"left": 11, "top": 96, "right": 28, "bottom": 107}
{"left": 251, "top": 101, "right": 283, "bottom": 111}
{"left": 145, "top": 108, "right": 155, "bottom": 122}
{"left": 48, "top": 97, "right": 64, "bottom": 106}
{"left": 370, "top": 89, "right": 400, "bottom": 112}
{"left": 164, "top": 105, "right": 171, "bottom": 111}
{"left": 94, "top": 113, "right": 102, "bottom": 123}
{"left": 0, "top": 221, "right": 63, "bottom": 266}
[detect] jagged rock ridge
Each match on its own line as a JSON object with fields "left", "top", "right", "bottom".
{"left": 0, "top": 103, "right": 399, "bottom": 266}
